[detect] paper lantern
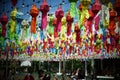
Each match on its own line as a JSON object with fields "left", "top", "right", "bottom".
{"left": 16, "top": 12, "right": 23, "bottom": 38}
{"left": 21, "top": 19, "right": 29, "bottom": 39}
{"left": 60, "top": 17, "right": 67, "bottom": 41}
{"left": 92, "top": 0, "right": 101, "bottom": 14}
{"left": 47, "top": 15, "right": 54, "bottom": 35}
{"left": 80, "top": 0, "right": 91, "bottom": 7}
{"left": 9, "top": 8, "right": 17, "bottom": 33}
{"left": 66, "top": 11, "right": 73, "bottom": 36}
{"left": 108, "top": 9, "right": 117, "bottom": 36}
{"left": 8, "top": 8, "right": 17, "bottom": 39}
{"left": 69, "top": 0, "right": 78, "bottom": 17}
{"left": 54, "top": 6, "right": 64, "bottom": 37}
{"left": 40, "top": 0, "right": 49, "bottom": 30}
{"left": 74, "top": 22, "right": 81, "bottom": 43}
{"left": 0, "top": 13, "right": 8, "bottom": 37}
{"left": 86, "top": 9, "right": 94, "bottom": 33}
{"left": 30, "top": 4, "right": 39, "bottom": 34}
{"left": 114, "top": 0, "right": 120, "bottom": 15}
{"left": 11, "top": 0, "right": 17, "bottom": 7}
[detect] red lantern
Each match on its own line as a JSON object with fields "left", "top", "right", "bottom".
{"left": 0, "top": 13, "right": 8, "bottom": 37}
{"left": 86, "top": 9, "right": 94, "bottom": 33}
{"left": 108, "top": 9, "right": 117, "bottom": 35}
{"left": 11, "top": 0, "right": 17, "bottom": 7}
{"left": 79, "top": 4, "right": 83, "bottom": 11}
{"left": 114, "top": 0, "right": 120, "bottom": 15}
{"left": 92, "top": 0, "right": 101, "bottom": 14}
{"left": 40, "top": 0, "right": 49, "bottom": 30}
{"left": 74, "top": 22, "right": 81, "bottom": 43}
{"left": 30, "top": 4, "right": 39, "bottom": 34}
{"left": 54, "top": 6, "right": 64, "bottom": 37}
{"left": 66, "top": 11, "right": 73, "bottom": 36}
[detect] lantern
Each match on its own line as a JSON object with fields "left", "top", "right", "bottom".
{"left": 108, "top": 9, "right": 117, "bottom": 36}
{"left": 69, "top": 0, "right": 78, "bottom": 17}
{"left": 40, "top": 0, "right": 49, "bottom": 30}
{"left": 114, "top": 0, "right": 120, "bottom": 15}
{"left": 0, "top": 13, "right": 8, "bottom": 37}
{"left": 8, "top": 8, "right": 17, "bottom": 39}
{"left": 16, "top": 11, "right": 23, "bottom": 35}
{"left": 74, "top": 22, "right": 81, "bottom": 43}
{"left": 9, "top": 8, "right": 17, "bottom": 33}
{"left": 80, "top": 0, "right": 91, "bottom": 7}
{"left": 11, "top": 0, "right": 17, "bottom": 7}
{"left": 47, "top": 14, "right": 54, "bottom": 35}
{"left": 86, "top": 9, "right": 94, "bottom": 33}
{"left": 92, "top": 0, "right": 101, "bottom": 14}
{"left": 21, "top": 19, "right": 29, "bottom": 40}
{"left": 92, "top": 0, "right": 101, "bottom": 31}
{"left": 54, "top": 6, "right": 64, "bottom": 38}
{"left": 30, "top": 4, "right": 39, "bottom": 34}
{"left": 66, "top": 11, "right": 73, "bottom": 36}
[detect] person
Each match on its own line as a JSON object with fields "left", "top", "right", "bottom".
{"left": 38, "top": 69, "right": 51, "bottom": 80}
{"left": 38, "top": 69, "right": 45, "bottom": 80}
{"left": 76, "top": 68, "right": 84, "bottom": 80}
{"left": 23, "top": 73, "right": 34, "bottom": 80}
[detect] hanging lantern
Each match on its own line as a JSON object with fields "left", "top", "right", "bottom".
{"left": 74, "top": 22, "right": 81, "bottom": 43}
{"left": 16, "top": 11, "right": 23, "bottom": 34}
{"left": 54, "top": 6, "right": 64, "bottom": 37}
{"left": 86, "top": 9, "right": 94, "bottom": 33}
{"left": 114, "top": 0, "right": 120, "bottom": 15}
{"left": 109, "top": 9, "right": 117, "bottom": 20}
{"left": 7, "top": 8, "right": 17, "bottom": 40}
{"left": 47, "top": 14, "right": 54, "bottom": 35}
{"left": 108, "top": 9, "right": 117, "bottom": 36}
{"left": 66, "top": 11, "right": 73, "bottom": 36}
{"left": 30, "top": 4, "right": 39, "bottom": 34}
{"left": 69, "top": 0, "right": 78, "bottom": 17}
{"left": 92, "top": 0, "right": 101, "bottom": 14}
{"left": 0, "top": 13, "right": 8, "bottom": 37}
{"left": 11, "top": 0, "right": 17, "bottom": 7}
{"left": 79, "top": 4, "right": 83, "bottom": 11}
{"left": 80, "top": 0, "right": 91, "bottom": 7}
{"left": 40, "top": 0, "right": 49, "bottom": 30}
{"left": 9, "top": 8, "right": 17, "bottom": 33}
{"left": 21, "top": 19, "right": 29, "bottom": 40}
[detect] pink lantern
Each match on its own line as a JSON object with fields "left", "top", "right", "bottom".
{"left": 54, "top": 6, "right": 64, "bottom": 37}
{"left": 40, "top": 0, "right": 49, "bottom": 30}
{"left": 92, "top": 0, "right": 101, "bottom": 31}
{"left": 92, "top": 0, "right": 101, "bottom": 14}
{"left": 0, "top": 13, "right": 8, "bottom": 37}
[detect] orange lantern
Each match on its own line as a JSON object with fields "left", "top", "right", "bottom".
{"left": 30, "top": 4, "right": 39, "bottom": 34}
